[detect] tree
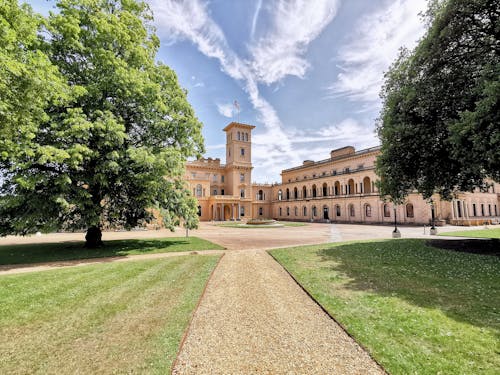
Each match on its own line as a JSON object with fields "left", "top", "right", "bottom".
{"left": 376, "top": 0, "right": 499, "bottom": 202}
{"left": 0, "top": 0, "right": 204, "bottom": 247}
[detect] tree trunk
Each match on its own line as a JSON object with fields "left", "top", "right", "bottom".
{"left": 85, "top": 226, "right": 103, "bottom": 248}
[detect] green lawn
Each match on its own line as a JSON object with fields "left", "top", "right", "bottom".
{"left": 216, "top": 221, "right": 308, "bottom": 228}
{"left": 0, "top": 255, "right": 219, "bottom": 374}
{"left": 0, "top": 236, "right": 224, "bottom": 265}
{"left": 270, "top": 239, "right": 500, "bottom": 374}
{"left": 439, "top": 227, "right": 500, "bottom": 239}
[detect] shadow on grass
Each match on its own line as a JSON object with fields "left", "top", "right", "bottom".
{"left": 317, "top": 239, "right": 500, "bottom": 333}
{"left": 0, "top": 238, "right": 205, "bottom": 266}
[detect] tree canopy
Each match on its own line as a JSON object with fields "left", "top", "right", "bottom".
{"left": 376, "top": 0, "right": 499, "bottom": 202}
{"left": 0, "top": 0, "right": 204, "bottom": 245}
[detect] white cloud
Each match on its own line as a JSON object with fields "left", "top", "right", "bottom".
{"left": 216, "top": 102, "right": 236, "bottom": 118}
{"left": 327, "top": 0, "right": 427, "bottom": 102}
{"left": 249, "top": 0, "right": 340, "bottom": 84}
{"left": 250, "top": 0, "right": 263, "bottom": 39}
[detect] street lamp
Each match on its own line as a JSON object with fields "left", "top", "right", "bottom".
{"left": 429, "top": 199, "right": 437, "bottom": 235}
{"left": 392, "top": 204, "right": 401, "bottom": 238}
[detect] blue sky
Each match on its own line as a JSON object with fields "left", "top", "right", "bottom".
{"left": 24, "top": 0, "right": 428, "bottom": 183}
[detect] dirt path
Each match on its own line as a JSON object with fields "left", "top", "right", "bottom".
{"left": 172, "top": 250, "right": 384, "bottom": 374}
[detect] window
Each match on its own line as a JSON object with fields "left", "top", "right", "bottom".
{"left": 257, "top": 189, "right": 263, "bottom": 200}
{"left": 332, "top": 170, "right": 337, "bottom": 176}
{"left": 240, "top": 173, "right": 245, "bottom": 182}
{"left": 406, "top": 203, "right": 414, "bottom": 218}
{"left": 365, "top": 204, "right": 372, "bottom": 217}
{"left": 191, "top": 172, "right": 197, "bottom": 178}
{"left": 322, "top": 183, "right": 327, "bottom": 196}
{"left": 302, "top": 186, "right": 307, "bottom": 198}
{"left": 294, "top": 187, "right": 298, "bottom": 199}
{"left": 489, "top": 204, "right": 492, "bottom": 216}
{"left": 212, "top": 174, "right": 218, "bottom": 182}
{"left": 383, "top": 204, "right": 391, "bottom": 217}
{"left": 240, "top": 148, "right": 245, "bottom": 156}
{"left": 245, "top": 132, "right": 248, "bottom": 141}
{"left": 221, "top": 175, "right": 225, "bottom": 182}
{"left": 312, "top": 185, "right": 317, "bottom": 197}
{"left": 294, "top": 207, "right": 298, "bottom": 216}
{"left": 197, "top": 205, "right": 201, "bottom": 217}
{"left": 473, "top": 203, "right": 477, "bottom": 216}
{"left": 336, "top": 205, "right": 341, "bottom": 217}
{"left": 303, "top": 206, "right": 307, "bottom": 217}
{"left": 344, "top": 167, "right": 350, "bottom": 173}
{"left": 221, "top": 189, "right": 224, "bottom": 195}
{"left": 240, "top": 189, "right": 245, "bottom": 198}
{"left": 286, "top": 207, "right": 290, "bottom": 216}
{"left": 278, "top": 190, "right": 282, "bottom": 200}
{"left": 349, "top": 204, "right": 355, "bottom": 217}
{"left": 279, "top": 207, "right": 282, "bottom": 216}
{"left": 240, "top": 206, "right": 245, "bottom": 216}
{"left": 312, "top": 206, "right": 317, "bottom": 217}
{"left": 237, "top": 131, "right": 241, "bottom": 140}
{"left": 259, "top": 207, "right": 263, "bottom": 216}
{"left": 213, "top": 189, "right": 217, "bottom": 195}
{"left": 481, "top": 204, "right": 485, "bottom": 216}
{"left": 495, "top": 205, "right": 498, "bottom": 216}
{"left": 286, "top": 188, "right": 290, "bottom": 200}
{"left": 196, "top": 184, "right": 202, "bottom": 197}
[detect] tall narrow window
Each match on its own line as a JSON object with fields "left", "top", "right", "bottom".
{"left": 406, "top": 203, "right": 414, "bottom": 218}
{"left": 240, "top": 173, "right": 245, "bottom": 182}
{"left": 196, "top": 184, "right": 202, "bottom": 197}
{"left": 365, "top": 204, "right": 372, "bottom": 217}
{"left": 240, "top": 148, "right": 245, "bottom": 156}
{"left": 336, "top": 205, "right": 341, "bottom": 217}
{"left": 259, "top": 207, "right": 263, "bottom": 215}
{"left": 240, "top": 189, "right": 245, "bottom": 198}
{"left": 278, "top": 190, "right": 282, "bottom": 200}
{"left": 349, "top": 204, "right": 355, "bottom": 217}
{"left": 383, "top": 204, "right": 391, "bottom": 217}
{"left": 303, "top": 206, "right": 307, "bottom": 217}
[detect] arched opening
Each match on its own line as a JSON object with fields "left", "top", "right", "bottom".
{"left": 279, "top": 207, "right": 282, "bottom": 216}
{"left": 294, "top": 187, "right": 298, "bottom": 199}
{"left": 334, "top": 181, "right": 340, "bottom": 196}
{"left": 286, "top": 188, "right": 290, "bottom": 200}
{"left": 364, "top": 204, "right": 372, "bottom": 217}
{"left": 257, "top": 189, "right": 263, "bottom": 200}
{"left": 363, "top": 177, "right": 371, "bottom": 194}
{"left": 303, "top": 206, "right": 307, "bottom": 217}
{"left": 335, "top": 204, "right": 341, "bottom": 217}
{"left": 312, "top": 206, "right": 317, "bottom": 217}
{"left": 349, "top": 204, "right": 355, "bottom": 217}
{"left": 322, "top": 183, "right": 328, "bottom": 196}
{"left": 406, "top": 203, "right": 414, "bottom": 218}
{"left": 302, "top": 186, "right": 307, "bottom": 199}
{"left": 312, "top": 184, "right": 317, "bottom": 198}
{"left": 286, "top": 207, "right": 290, "bottom": 216}
{"left": 383, "top": 203, "right": 391, "bottom": 217}
{"left": 294, "top": 206, "right": 298, "bottom": 216}
{"left": 347, "top": 179, "right": 355, "bottom": 195}
{"left": 323, "top": 205, "right": 329, "bottom": 220}
{"left": 278, "top": 190, "right": 282, "bottom": 200}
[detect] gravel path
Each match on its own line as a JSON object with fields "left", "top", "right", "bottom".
{"left": 172, "top": 249, "right": 384, "bottom": 374}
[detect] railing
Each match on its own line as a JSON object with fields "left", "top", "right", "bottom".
{"left": 274, "top": 166, "right": 376, "bottom": 186}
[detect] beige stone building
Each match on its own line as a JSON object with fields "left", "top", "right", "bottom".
{"left": 186, "top": 122, "right": 500, "bottom": 225}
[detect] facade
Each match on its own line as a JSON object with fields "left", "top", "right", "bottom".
{"left": 186, "top": 122, "right": 500, "bottom": 225}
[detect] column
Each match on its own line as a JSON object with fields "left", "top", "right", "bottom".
{"left": 451, "top": 199, "right": 455, "bottom": 220}
{"left": 212, "top": 204, "right": 215, "bottom": 221}
{"left": 237, "top": 203, "right": 241, "bottom": 220}
{"left": 231, "top": 204, "right": 235, "bottom": 220}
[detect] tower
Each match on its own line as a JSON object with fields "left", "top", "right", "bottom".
{"left": 222, "top": 122, "right": 255, "bottom": 197}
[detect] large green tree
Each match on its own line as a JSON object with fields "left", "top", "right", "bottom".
{"left": 0, "top": 0, "right": 204, "bottom": 246}
{"left": 376, "top": 0, "right": 499, "bottom": 202}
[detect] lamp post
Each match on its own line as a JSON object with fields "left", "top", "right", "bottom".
{"left": 392, "top": 204, "right": 401, "bottom": 238}
{"left": 430, "top": 199, "right": 437, "bottom": 235}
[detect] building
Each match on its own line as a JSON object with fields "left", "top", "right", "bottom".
{"left": 185, "top": 122, "right": 500, "bottom": 225}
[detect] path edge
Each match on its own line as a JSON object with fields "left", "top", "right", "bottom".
{"left": 267, "top": 250, "right": 388, "bottom": 375}
{"left": 170, "top": 252, "right": 226, "bottom": 374}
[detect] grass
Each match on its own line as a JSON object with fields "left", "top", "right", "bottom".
{"left": 216, "top": 221, "right": 308, "bottom": 228}
{"left": 270, "top": 239, "right": 500, "bottom": 374}
{"left": 0, "top": 255, "right": 220, "bottom": 374}
{"left": 0, "top": 237, "right": 224, "bottom": 265}
{"left": 439, "top": 227, "right": 500, "bottom": 239}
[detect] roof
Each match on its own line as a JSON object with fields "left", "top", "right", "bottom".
{"left": 222, "top": 122, "right": 256, "bottom": 131}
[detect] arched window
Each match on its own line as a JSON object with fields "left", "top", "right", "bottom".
{"left": 303, "top": 206, "right": 307, "bottom": 217}
{"left": 363, "top": 177, "right": 371, "bottom": 193}
{"left": 257, "top": 189, "right": 263, "bottom": 200}
{"left": 383, "top": 204, "right": 391, "bottom": 217}
{"left": 237, "top": 131, "right": 241, "bottom": 140}
{"left": 312, "top": 206, "right": 317, "bottom": 217}
{"left": 278, "top": 190, "right": 282, "bottom": 200}
{"left": 294, "top": 206, "right": 298, "bottom": 216}
{"left": 365, "top": 204, "right": 372, "bottom": 217}
{"left": 240, "top": 189, "right": 245, "bottom": 198}
{"left": 286, "top": 188, "right": 290, "bottom": 200}
{"left": 334, "top": 181, "right": 340, "bottom": 196}
{"left": 259, "top": 207, "right": 263, "bottom": 215}
{"left": 322, "top": 183, "right": 328, "bottom": 196}
{"left": 406, "top": 203, "right": 414, "bottom": 218}
{"left": 245, "top": 133, "right": 248, "bottom": 141}
{"left": 312, "top": 184, "right": 317, "bottom": 198}
{"left": 196, "top": 184, "right": 202, "bottom": 197}
{"left": 347, "top": 179, "right": 355, "bottom": 195}
{"left": 286, "top": 207, "right": 290, "bottom": 216}
{"left": 302, "top": 186, "right": 307, "bottom": 198}
{"left": 336, "top": 205, "right": 341, "bottom": 217}
{"left": 279, "top": 207, "right": 282, "bottom": 216}
{"left": 349, "top": 204, "right": 355, "bottom": 217}
{"left": 294, "top": 187, "right": 298, "bottom": 199}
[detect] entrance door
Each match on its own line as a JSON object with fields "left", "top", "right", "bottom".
{"left": 323, "top": 207, "right": 329, "bottom": 220}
